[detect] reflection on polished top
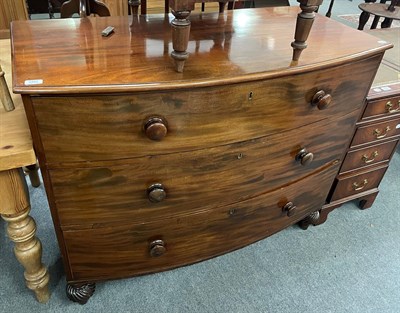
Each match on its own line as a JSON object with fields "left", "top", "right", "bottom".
{"left": 11, "top": 7, "right": 391, "bottom": 94}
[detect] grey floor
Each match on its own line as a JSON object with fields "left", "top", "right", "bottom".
{"left": 2, "top": 1, "right": 400, "bottom": 312}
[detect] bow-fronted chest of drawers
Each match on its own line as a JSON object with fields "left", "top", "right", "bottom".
{"left": 11, "top": 7, "right": 391, "bottom": 303}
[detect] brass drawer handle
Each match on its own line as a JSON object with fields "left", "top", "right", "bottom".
{"left": 373, "top": 126, "right": 391, "bottom": 139}
{"left": 282, "top": 202, "right": 297, "bottom": 217}
{"left": 352, "top": 179, "right": 368, "bottom": 191}
{"left": 386, "top": 100, "right": 400, "bottom": 114}
{"left": 361, "top": 151, "right": 378, "bottom": 164}
{"left": 311, "top": 90, "right": 332, "bottom": 110}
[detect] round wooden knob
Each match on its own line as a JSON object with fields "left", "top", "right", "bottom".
{"left": 312, "top": 90, "right": 332, "bottom": 110}
{"left": 149, "top": 239, "right": 166, "bottom": 257}
{"left": 144, "top": 117, "right": 168, "bottom": 141}
{"left": 147, "top": 183, "right": 166, "bottom": 203}
{"left": 295, "top": 148, "right": 314, "bottom": 166}
{"left": 283, "top": 202, "right": 297, "bottom": 217}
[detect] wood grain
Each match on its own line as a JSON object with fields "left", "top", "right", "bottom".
{"left": 0, "top": 39, "right": 36, "bottom": 171}
{"left": 340, "top": 139, "right": 398, "bottom": 173}
{"left": 63, "top": 164, "right": 338, "bottom": 282}
{"left": 362, "top": 94, "right": 400, "bottom": 120}
{"left": 32, "top": 56, "right": 380, "bottom": 165}
{"left": 51, "top": 111, "right": 357, "bottom": 227}
{"left": 330, "top": 163, "right": 388, "bottom": 202}
{"left": 351, "top": 115, "right": 400, "bottom": 148}
{"left": 10, "top": 8, "right": 392, "bottom": 94}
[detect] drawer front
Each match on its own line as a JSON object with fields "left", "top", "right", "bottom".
{"left": 51, "top": 112, "right": 356, "bottom": 226}
{"left": 340, "top": 139, "right": 398, "bottom": 173}
{"left": 351, "top": 117, "right": 400, "bottom": 147}
{"left": 362, "top": 95, "right": 400, "bottom": 120}
{"left": 62, "top": 165, "right": 337, "bottom": 281}
{"left": 32, "top": 57, "right": 379, "bottom": 165}
{"left": 330, "top": 165, "right": 388, "bottom": 202}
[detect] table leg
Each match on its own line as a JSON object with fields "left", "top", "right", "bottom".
{"left": 291, "top": 1, "right": 323, "bottom": 62}
{"left": 171, "top": 10, "right": 191, "bottom": 73}
{"left": 358, "top": 11, "right": 371, "bottom": 30}
{"left": 0, "top": 169, "right": 50, "bottom": 303}
{"left": 23, "top": 162, "right": 41, "bottom": 188}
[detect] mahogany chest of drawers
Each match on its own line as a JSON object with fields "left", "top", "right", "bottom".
{"left": 317, "top": 28, "right": 400, "bottom": 224}
{"left": 11, "top": 8, "right": 391, "bottom": 303}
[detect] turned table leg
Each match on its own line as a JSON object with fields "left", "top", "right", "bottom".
{"left": 0, "top": 168, "right": 50, "bottom": 303}
{"left": 358, "top": 11, "right": 371, "bottom": 30}
{"left": 291, "top": 0, "right": 323, "bottom": 62}
{"left": 171, "top": 10, "right": 191, "bottom": 73}
{"left": 128, "top": 0, "right": 141, "bottom": 15}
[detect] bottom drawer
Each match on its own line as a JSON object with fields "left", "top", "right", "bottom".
{"left": 63, "top": 163, "right": 338, "bottom": 282}
{"left": 330, "top": 164, "right": 388, "bottom": 202}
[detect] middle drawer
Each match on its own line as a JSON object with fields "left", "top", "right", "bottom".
{"left": 51, "top": 112, "right": 357, "bottom": 226}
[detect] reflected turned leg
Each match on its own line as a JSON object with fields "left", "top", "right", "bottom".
{"left": 0, "top": 169, "right": 50, "bottom": 303}
{"left": 291, "top": 0, "right": 323, "bottom": 62}
{"left": 128, "top": 0, "right": 141, "bottom": 15}
{"left": 171, "top": 10, "right": 191, "bottom": 73}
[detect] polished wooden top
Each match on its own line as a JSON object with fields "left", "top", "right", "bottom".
{"left": 11, "top": 7, "right": 392, "bottom": 94}
{"left": 367, "top": 28, "right": 400, "bottom": 97}
{"left": 0, "top": 39, "right": 35, "bottom": 171}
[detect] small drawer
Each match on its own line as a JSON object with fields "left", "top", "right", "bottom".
{"left": 362, "top": 95, "right": 400, "bottom": 120}
{"left": 62, "top": 164, "right": 337, "bottom": 281}
{"left": 340, "top": 139, "right": 398, "bottom": 173}
{"left": 330, "top": 164, "right": 388, "bottom": 202}
{"left": 351, "top": 117, "right": 400, "bottom": 148}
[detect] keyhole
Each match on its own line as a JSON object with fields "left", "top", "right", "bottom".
{"left": 248, "top": 92, "right": 253, "bottom": 100}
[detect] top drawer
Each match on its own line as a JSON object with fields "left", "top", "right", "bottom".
{"left": 362, "top": 94, "right": 400, "bottom": 120}
{"left": 31, "top": 56, "right": 380, "bottom": 165}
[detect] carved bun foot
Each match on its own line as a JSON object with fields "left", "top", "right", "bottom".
{"left": 298, "top": 210, "right": 320, "bottom": 230}
{"left": 66, "top": 282, "right": 96, "bottom": 304}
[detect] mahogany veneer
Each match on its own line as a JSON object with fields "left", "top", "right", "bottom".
{"left": 11, "top": 8, "right": 391, "bottom": 304}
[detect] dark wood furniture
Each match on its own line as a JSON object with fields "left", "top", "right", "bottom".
{"left": 308, "top": 28, "right": 399, "bottom": 227}
{"left": 358, "top": 0, "right": 400, "bottom": 30}
{"left": 11, "top": 7, "right": 391, "bottom": 304}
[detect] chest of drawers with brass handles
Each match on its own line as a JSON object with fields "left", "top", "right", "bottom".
{"left": 11, "top": 8, "right": 392, "bottom": 304}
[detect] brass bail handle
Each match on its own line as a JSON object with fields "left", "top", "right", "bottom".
{"left": 373, "top": 126, "right": 391, "bottom": 139}
{"left": 386, "top": 100, "right": 400, "bottom": 114}
{"left": 362, "top": 151, "right": 378, "bottom": 164}
{"left": 352, "top": 179, "right": 368, "bottom": 191}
